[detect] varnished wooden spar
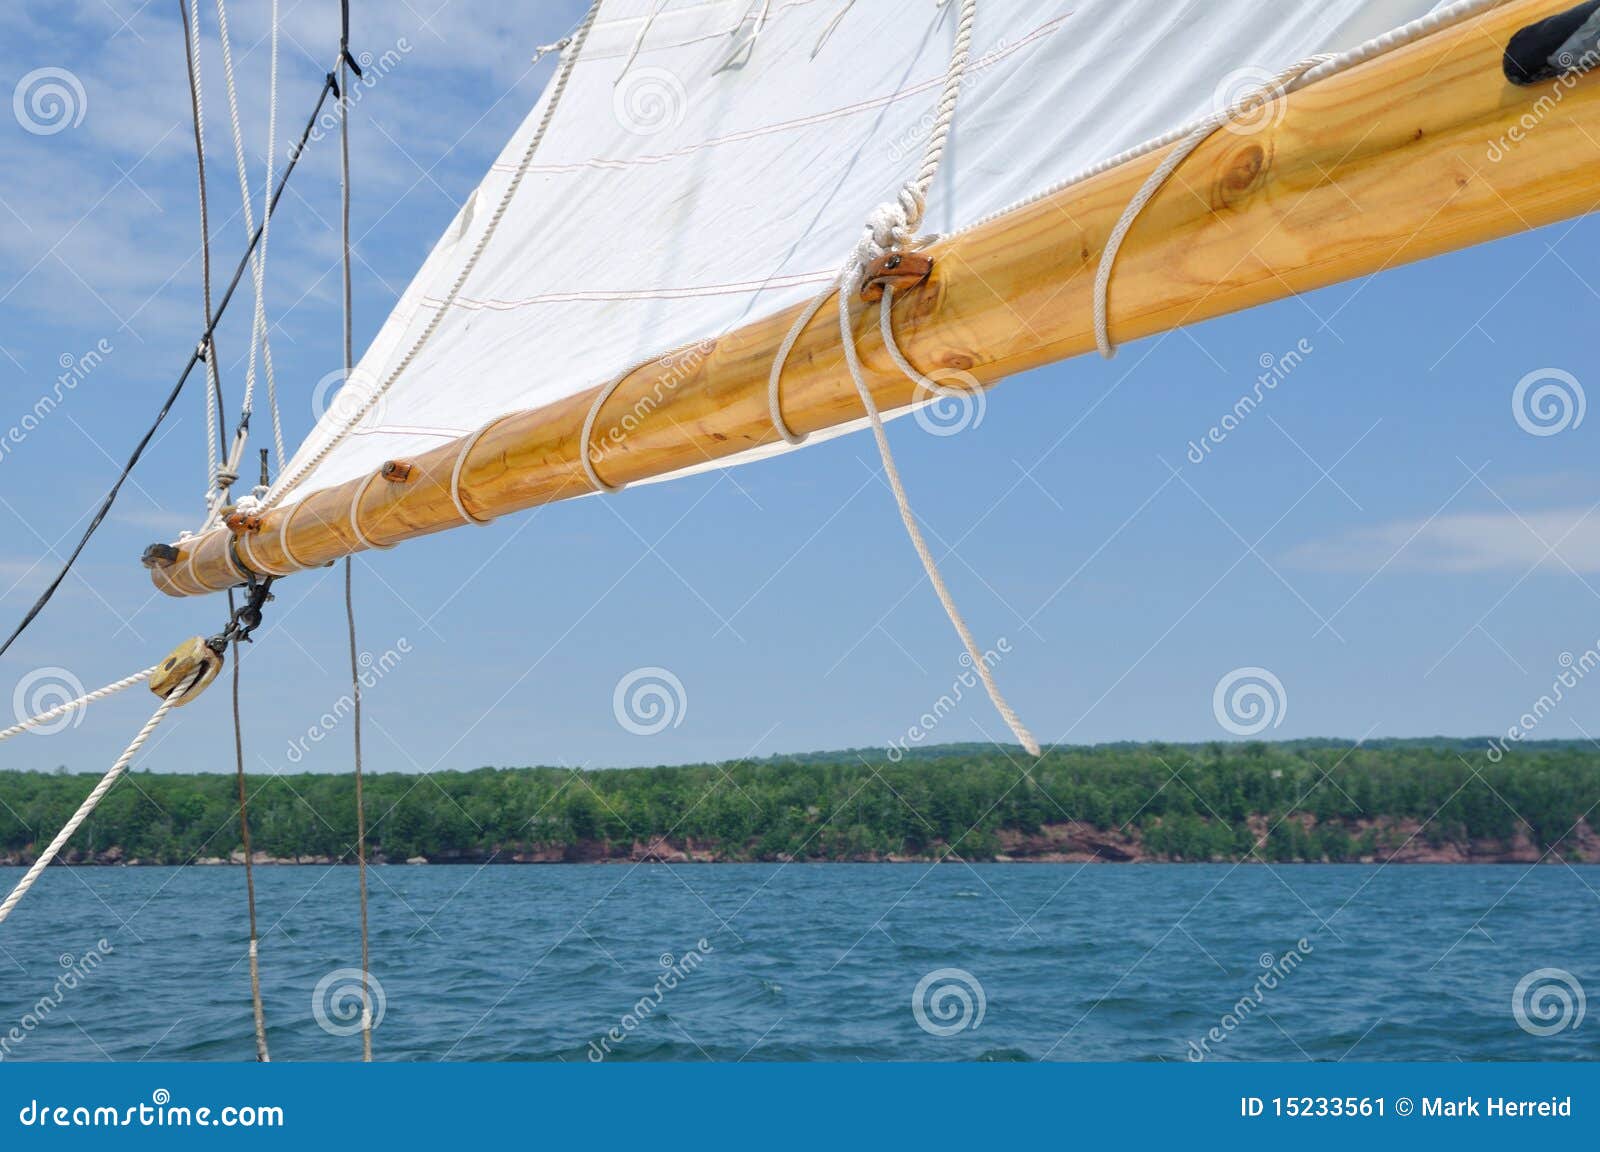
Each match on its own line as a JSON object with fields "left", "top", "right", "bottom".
{"left": 152, "top": 0, "right": 1600, "bottom": 597}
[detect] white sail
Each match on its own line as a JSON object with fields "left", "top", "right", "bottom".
{"left": 277, "top": 0, "right": 1460, "bottom": 505}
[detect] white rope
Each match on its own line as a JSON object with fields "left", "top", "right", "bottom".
{"left": 202, "top": 0, "right": 284, "bottom": 533}
{"left": 187, "top": 0, "right": 223, "bottom": 502}
{"left": 580, "top": 370, "right": 634, "bottom": 494}
{"left": 763, "top": 0, "right": 1037, "bottom": 753}
{"left": 1092, "top": 54, "right": 1331, "bottom": 359}
{"left": 450, "top": 422, "right": 500, "bottom": 525}
{"left": 258, "top": 0, "right": 604, "bottom": 517}
{"left": 348, "top": 476, "right": 393, "bottom": 551}
{"left": 858, "top": 285, "right": 1038, "bottom": 755}
{"left": 213, "top": 0, "right": 273, "bottom": 423}
{"left": 0, "top": 666, "right": 158, "bottom": 745}
{"left": 262, "top": 0, "right": 285, "bottom": 471}
{"left": 0, "top": 674, "right": 194, "bottom": 928}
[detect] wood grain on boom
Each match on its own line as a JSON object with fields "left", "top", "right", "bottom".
{"left": 152, "top": 0, "right": 1600, "bottom": 597}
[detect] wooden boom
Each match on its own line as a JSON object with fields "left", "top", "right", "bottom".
{"left": 152, "top": 0, "right": 1600, "bottom": 597}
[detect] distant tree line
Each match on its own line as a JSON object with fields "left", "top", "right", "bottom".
{"left": 0, "top": 740, "right": 1593, "bottom": 864}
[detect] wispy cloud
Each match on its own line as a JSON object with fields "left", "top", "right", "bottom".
{"left": 1283, "top": 507, "right": 1600, "bottom": 574}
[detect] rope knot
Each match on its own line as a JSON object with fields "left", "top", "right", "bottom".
{"left": 857, "top": 185, "right": 926, "bottom": 264}
{"left": 213, "top": 466, "right": 240, "bottom": 491}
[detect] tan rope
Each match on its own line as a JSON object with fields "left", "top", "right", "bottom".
{"left": 229, "top": 622, "right": 270, "bottom": 1061}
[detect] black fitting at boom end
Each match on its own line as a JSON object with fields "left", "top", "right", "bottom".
{"left": 1505, "top": 0, "right": 1600, "bottom": 85}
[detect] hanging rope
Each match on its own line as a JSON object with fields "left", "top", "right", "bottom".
{"left": 256, "top": 0, "right": 604, "bottom": 516}
{"left": 762, "top": 0, "right": 1039, "bottom": 755}
{"left": 0, "top": 667, "right": 157, "bottom": 744}
{"left": 0, "top": 671, "right": 199, "bottom": 929}
{"left": 335, "top": 0, "right": 374, "bottom": 1063}
{"left": 225, "top": 589, "right": 270, "bottom": 1061}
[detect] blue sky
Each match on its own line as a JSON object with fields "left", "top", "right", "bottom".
{"left": 2, "top": 0, "right": 1599, "bottom": 777}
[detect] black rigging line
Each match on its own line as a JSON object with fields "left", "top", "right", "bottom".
{"left": 0, "top": 66, "right": 339, "bottom": 660}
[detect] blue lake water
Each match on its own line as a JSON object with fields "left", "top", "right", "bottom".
{"left": 0, "top": 864, "right": 1593, "bottom": 1062}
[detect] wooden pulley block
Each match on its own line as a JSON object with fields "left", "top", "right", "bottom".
{"left": 149, "top": 636, "right": 225, "bottom": 706}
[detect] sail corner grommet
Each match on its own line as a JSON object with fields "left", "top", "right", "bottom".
{"left": 148, "top": 637, "right": 225, "bottom": 707}
{"left": 140, "top": 543, "right": 181, "bottom": 570}
{"left": 860, "top": 251, "right": 933, "bottom": 303}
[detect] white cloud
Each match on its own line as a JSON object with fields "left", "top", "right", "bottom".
{"left": 1283, "top": 507, "right": 1600, "bottom": 574}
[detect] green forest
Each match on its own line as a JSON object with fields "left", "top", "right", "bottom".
{"left": 1, "top": 740, "right": 1595, "bottom": 865}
